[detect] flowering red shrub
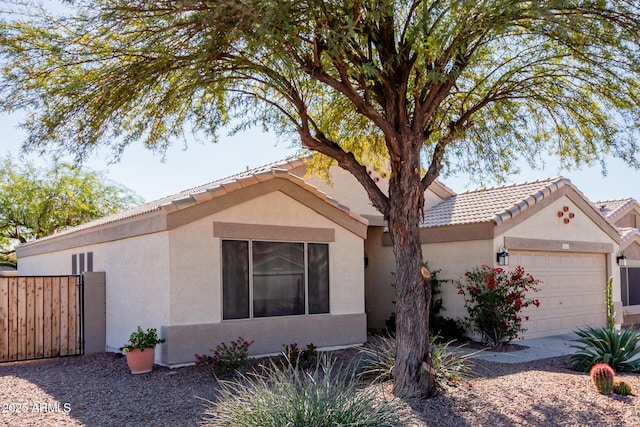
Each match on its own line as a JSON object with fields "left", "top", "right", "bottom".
{"left": 195, "top": 336, "right": 254, "bottom": 375}
{"left": 455, "top": 265, "right": 540, "bottom": 348}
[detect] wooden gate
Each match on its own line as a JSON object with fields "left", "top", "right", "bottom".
{"left": 0, "top": 276, "right": 83, "bottom": 362}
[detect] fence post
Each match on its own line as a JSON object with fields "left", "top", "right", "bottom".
{"left": 83, "top": 272, "right": 106, "bottom": 355}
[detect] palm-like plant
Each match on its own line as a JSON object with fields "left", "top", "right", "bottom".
{"left": 571, "top": 327, "right": 640, "bottom": 373}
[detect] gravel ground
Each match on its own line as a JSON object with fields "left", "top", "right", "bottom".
{"left": 0, "top": 353, "right": 219, "bottom": 427}
{"left": 0, "top": 351, "right": 639, "bottom": 426}
{"left": 413, "top": 356, "right": 640, "bottom": 427}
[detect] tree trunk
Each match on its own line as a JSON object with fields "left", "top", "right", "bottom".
{"left": 387, "top": 147, "right": 434, "bottom": 398}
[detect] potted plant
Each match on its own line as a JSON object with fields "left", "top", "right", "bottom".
{"left": 121, "top": 326, "right": 166, "bottom": 374}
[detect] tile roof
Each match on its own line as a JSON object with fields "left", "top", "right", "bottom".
{"left": 20, "top": 165, "right": 366, "bottom": 247}
{"left": 593, "top": 198, "right": 636, "bottom": 222}
{"left": 592, "top": 198, "right": 640, "bottom": 243}
{"left": 618, "top": 227, "right": 640, "bottom": 243}
{"left": 421, "top": 177, "right": 571, "bottom": 227}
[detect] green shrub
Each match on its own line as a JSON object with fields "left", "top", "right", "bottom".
{"left": 356, "top": 334, "right": 473, "bottom": 390}
{"left": 430, "top": 337, "right": 474, "bottom": 387}
{"left": 120, "top": 326, "right": 166, "bottom": 352}
{"left": 280, "top": 342, "right": 317, "bottom": 370}
{"left": 200, "top": 356, "right": 408, "bottom": 427}
{"left": 571, "top": 327, "right": 640, "bottom": 373}
{"left": 195, "top": 336, "right": 254, "bottom": 375}
{"left": 455, "top": 265, "right": 541, "bottom": 347}
{"left": 356, "top": 334, "right": 396, "bottom": 383}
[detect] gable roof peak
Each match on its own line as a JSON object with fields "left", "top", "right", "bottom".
{"left": 421, "top": 176, "right": 576, "bottom": 228}
{"left": 592, "top": 197, "right": 637, "bottom": 220}
{"left": 19, "top": 166, "right": 367, "bottom": 249}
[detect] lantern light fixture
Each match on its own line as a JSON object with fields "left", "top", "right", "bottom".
{"left": 617, "top": 253, "right": 628, "bottom": 267}
{"left": 497, "top": 246, "right": 509, "bottom": 266}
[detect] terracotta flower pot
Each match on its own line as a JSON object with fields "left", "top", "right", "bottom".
{"left": 125, "top": 347, "right": 156, "bottom": 374}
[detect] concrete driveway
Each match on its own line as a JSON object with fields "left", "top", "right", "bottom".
{"left": 457, "top": 333, "right": 579, "bottom": 363}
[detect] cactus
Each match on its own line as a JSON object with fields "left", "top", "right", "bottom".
{"left": 613, "top": 381, "right": 633, "bottom": 396}
{"left": 590, "top": 363, "right": 615, "bottom": 394}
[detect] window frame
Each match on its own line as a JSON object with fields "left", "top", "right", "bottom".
{"left": 71, "top": 251, "right": 94, "bottom": 275}
{"left": 221, "top": 238, "right": 330, "bottom": 320}
{"left": 621, "top": 266, "right": 640, "bottom": 306}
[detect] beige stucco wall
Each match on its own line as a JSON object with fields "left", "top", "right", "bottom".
{"left": 168, "top": 190, "right": 365, "bottom": 327}
{"left": 364, "top": 227, "right": 395, "bottom": 329}
{"left": 613, "top": 207, "right": 640, "bottom": 229}
{"left": 422, "top": 239, "right": 494, "bottom": 327}
{"left": 18, "top": 233, "right": 172, "bottom": 360}
{"left": 17, "top": 184, "right": 366, "bottom": 366}
{"left": 364, "top": 226, "right": 492, "bottom": 330}
{"left": 500, "top": 195, "right": 621, "bottom": 316}
{"left": 291, "top": 164, "right": 388, "bottom": 219}
{"left": 502, "top": 196, "right": 616, "bottom": 244}
{"left": 292, "top": 164, "right": 449, "bottom": 223}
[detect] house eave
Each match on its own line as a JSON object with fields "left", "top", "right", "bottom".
{"left": 381, "top": 222, "right": 494, "bottom": 246}
{"left": 17, "top": 171, "right": 369, "bottom": 258}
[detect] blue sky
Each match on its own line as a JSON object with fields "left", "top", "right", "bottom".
{"left": 2, "top": 109, "right": 640, "bottom": 205}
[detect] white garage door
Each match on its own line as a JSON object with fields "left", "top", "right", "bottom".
{"left": 510, "top": 251, "right": 606, "bottom": 339}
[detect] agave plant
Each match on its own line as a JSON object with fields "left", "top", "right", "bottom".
{"left": 571, "top": 327, "right": 640, "bottom": 373}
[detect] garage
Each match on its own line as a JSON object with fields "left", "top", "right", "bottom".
{"left": 511, "top": 250, "right": 607, "bottom": 339}
{"left": 369, "top": 176, "right": 622, "bottom": 337}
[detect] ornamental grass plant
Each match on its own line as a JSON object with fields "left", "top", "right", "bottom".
{"left": 356, "top": 334, "right": 474, "bottom": 392}
{"left": 200, "top": 355, "right": 408, "bottom": 427}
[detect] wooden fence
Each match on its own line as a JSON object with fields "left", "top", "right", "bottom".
{"left": 0, "top": 276, "right": 83, "bottom": 362}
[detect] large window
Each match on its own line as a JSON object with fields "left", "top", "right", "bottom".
{"left": 621, "top": 267, "right": 640, "bottom": 306}
{"left": 222, "top": 240, "right": 329, "bottom": 320}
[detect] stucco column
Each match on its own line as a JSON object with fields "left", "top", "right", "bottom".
{"left": 83, "top": 272, "right": 106, "bottom": 355}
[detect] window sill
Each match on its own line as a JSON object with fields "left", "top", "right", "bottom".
{"left": 222, "top": 313, "right": 332, "bottom": 322}
{"left": 622, "top": 305, "right": 640, "bottom": 315}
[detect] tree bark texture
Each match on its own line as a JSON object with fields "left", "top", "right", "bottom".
{"left": 387, "top": 142, "right": 434, "bottom": 398}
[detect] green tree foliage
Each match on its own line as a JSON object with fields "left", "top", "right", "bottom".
{"left": 0, "top": 156, "right": 142, "bottom": 266}
{"left": 2, "top": 0, "right": 640, "bottom": 397}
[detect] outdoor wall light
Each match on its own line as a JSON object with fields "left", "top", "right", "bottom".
{"left": 617, "top": 253, "right": 628, "bottom": 267}
{"left": 497, "top": 246, "right": 509, "bottom": 266}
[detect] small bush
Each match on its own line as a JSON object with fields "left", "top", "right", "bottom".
{"left": 121, "top": 326, "right": 166, "bottom": 352}
{"left": 200, "top": 356, "right": 408, "bottom": 427}
{"left": 281, "top": 342, "right": 317, "bottom": 370}
{"left": 430, "top": 337, "right": 474, "bottom": 387}
{"left": 356, "top": 334, "right": 473, "bottom": 391}
{"left": 455, "top": 265, "right": 540, "bottom": 347}
{"left": 195, "top": 336, "right": 253, "bottom": 375}
{"left": 571, "top": 327, "right": 640, "bottom": 373}
{"left": 356, "top": 334, "right": 396, "bottom": 383}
